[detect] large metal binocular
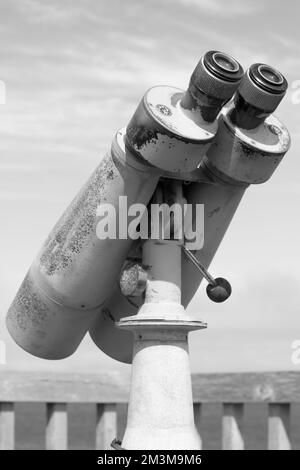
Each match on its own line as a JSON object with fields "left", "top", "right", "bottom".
{"left": 7, "top": 51, "right": 291, "bottom": 362}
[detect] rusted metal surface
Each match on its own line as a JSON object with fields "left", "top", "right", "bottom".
{"left": 126, "top": 86, "right": 217, "bottom": 172}
{"left": 206, "top": 100, "right": 291, "bottom": 184}
{"left": 7, "top": 133, "right": 160, "bottom": 359}
{"left": 40, "top": 153, "right": 116, "bottom": 277}
{"left": 6, "top": 269, "right": 99, "bottom": 359}
{"left": 119, "top": 262, "right": 148, "bottom": 297}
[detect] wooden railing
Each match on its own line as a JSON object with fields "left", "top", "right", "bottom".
{"left": 0, "top": 371, "right": 299, "bottom": 450}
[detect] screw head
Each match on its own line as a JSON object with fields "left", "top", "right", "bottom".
{"left": 156, "top": 104, "right": 172, "bottom": 116}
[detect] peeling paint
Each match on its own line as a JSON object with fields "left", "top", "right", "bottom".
{"left": 126, "top": 86, "right": 216, "bottom": 172}
{"left": 7, "top": 271, "right": 49, "bottom": 332}
{"left": 40, "top": 153, "right": 117, "bottom": 276}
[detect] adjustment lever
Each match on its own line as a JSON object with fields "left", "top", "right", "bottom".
{"left": 182, "top": 246, "right": 232, "bottom": 303}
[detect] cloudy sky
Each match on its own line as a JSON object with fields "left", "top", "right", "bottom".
{"left": 0, "top": 0, "right": 299, "bottom": 374}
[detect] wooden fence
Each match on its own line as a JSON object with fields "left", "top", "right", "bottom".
{"left": 0, "top": 371, "right": 299, "bottom": 450}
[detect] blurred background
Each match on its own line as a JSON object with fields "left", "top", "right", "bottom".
{"left": 0, "top": 0, "right": 299, "bottom": 449}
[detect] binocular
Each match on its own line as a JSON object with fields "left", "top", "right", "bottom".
{"left": 7, "top": 51, "right": 291, "bottom": 363}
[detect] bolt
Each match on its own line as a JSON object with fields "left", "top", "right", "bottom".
{"left": 156, "top": 104, "right": 172, "bottom": 116}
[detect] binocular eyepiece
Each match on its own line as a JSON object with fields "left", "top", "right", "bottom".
{"left": 231, "top": 63, "right": 288, "bottom": 129}
{"left": 181, "top": 50, "right": 244, "bottom": 121}
{"left": 126, "top": 50, "right": 244, "bottom": 173}
{"left": 183, "top": 52, "right": 288, "bottom": 129}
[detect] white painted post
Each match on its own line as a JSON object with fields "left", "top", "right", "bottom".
{"left": 46, "top": 403, "right": 68, "bottom": 450}
{"left": 96, "top": 403, "right": 117, "bottom": 450}
{"left": 193, "top": 403, "right": 203, "bottom": 450}
{"left": 268, "top": 404, "right": 291, "bottom": 450}
{"left": 222, "top": 403, "right": 244, "bottom": 450}
{"left": 0, "top": 403, "right": 15, "bottom": 450}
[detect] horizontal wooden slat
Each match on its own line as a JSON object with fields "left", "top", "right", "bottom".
{"left": 0, "top": 371, "right": 299, "bottom": 403}
{"left": 192, "top": 372, "right": 300, "bottom": 403}
{"left": 0, "top": 372, "right": 131, "bottom": 403}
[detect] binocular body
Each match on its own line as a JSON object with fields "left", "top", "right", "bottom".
{"left": 6, "top": 52, "right": 291, "bottom": 363}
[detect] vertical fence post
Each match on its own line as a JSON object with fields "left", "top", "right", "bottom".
{"left": 268, "top": 404, "right": 291, "bottom": 450}
{"left": 96, "top": 404, "right": 117, "bottom": 450}
{"left": 0, "top": 403, "right": 15, "bottom": 450}
{"left": 46, "top": 403, "right": 68, "bottom": 450}
{"left": 193, "top": 403, "right": 202, "bottom": 450}
{"left": 222, "top": 403, "right": 244, "bottom": 450}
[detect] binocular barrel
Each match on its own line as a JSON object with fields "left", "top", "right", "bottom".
{"left": 6, "top": 136, "right": 161, "bottom": 359}
{"left": 7, "top": 52, "right": 291, "bottom": 363}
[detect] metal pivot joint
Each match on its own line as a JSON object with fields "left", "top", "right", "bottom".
{"left": 119, "top": 245, "right": 232, "bottom": 304}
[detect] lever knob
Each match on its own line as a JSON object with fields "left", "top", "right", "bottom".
{"left": 182, "top": 246, "right": 232, "bottom": 303}
{"left": 206, "top": 277, "right": 232, "bottom": 303}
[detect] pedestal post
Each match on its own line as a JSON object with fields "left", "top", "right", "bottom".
{"left": 117, "top": 241, "right": 206, "bottom": 450}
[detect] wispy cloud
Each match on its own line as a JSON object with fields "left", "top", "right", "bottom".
{"left": 177, "top": 0, "right": 262, "bottom": 16}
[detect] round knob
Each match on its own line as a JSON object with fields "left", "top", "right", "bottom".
{"left": 206, "top": 277, "right": 232, "bottom": 303}
{"left": 119, "top": 262, "right": 148, "bottom": 297}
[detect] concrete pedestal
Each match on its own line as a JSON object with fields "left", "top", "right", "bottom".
{"left": 118, "top": 318, "right": 205, "bottom": 449}
{"left": 117, "top": 241, "right": 206, "bottom": 450}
